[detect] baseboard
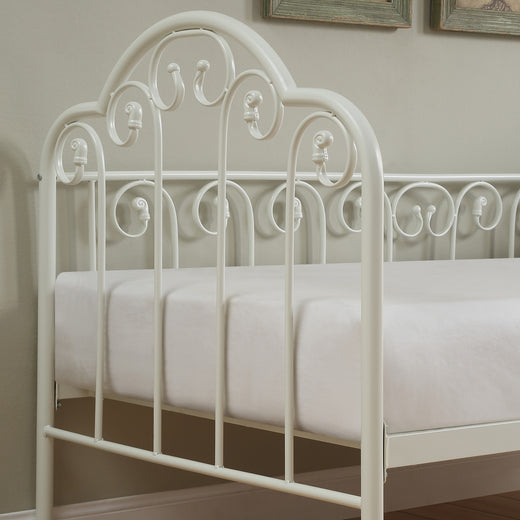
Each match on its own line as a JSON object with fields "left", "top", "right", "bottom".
{"left": 4, "top": 451, "right": 520, "bottom": 520}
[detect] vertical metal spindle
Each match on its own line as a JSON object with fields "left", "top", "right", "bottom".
{"left": 215, "top": 100, "right": 230, "bottom": 469}
{"left": 152, "top": 110, "right": 164, "bottom": 455}
{"left": 359, "top": 134, "right": 385, "bottom": 520}
{"left": 284, "top": 121, "right": 308, "bottom": 484}
{"left": 284, "top": 178, "right": 296, "bottom": 483}
{"left": 93, "top": 137, "right": 106, "bottom": 442}
{"left": 88, "top": 180, "right": 97, "bottom": 270}
{"left": 384, "top": 195, "right": 393, "bottom": 263}
{"left": 509, "top": 191, "right": 520, "bottom": 258}
{"left": 36, "top": 164, "right": 57, "bottom": 520}
{"left": 215, "top": 179, "right": 227, "bottom": 468}
{"left": 449, "top": 216, "right": 458, "bottom": 260}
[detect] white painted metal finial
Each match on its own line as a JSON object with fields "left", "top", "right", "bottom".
{"left": 314, "top": 130, "right": 334, "bottom": 150}
{"left": 148, "top": 55, "right": 185, "bottom": 111}
{"left": 243, "top": 90, "right": 263, "bottom": 123}
{"left": 473, "top": 196, "right": 487, "bottom": 218}
{"left": 67, "top": 137, "right": 88, "bottom": 185}
{"left": 71, "top": 138, "right": 88, "bottom": 167}
{"left": 125, "top": 102, "right": 143, "bottom": 131}
{"left": 107, "top": 83, "right": 150, "bottom": 147}
{"left": 131, "top": 197, "right": 150, "bottom": 223}
{"left": 238, "top": 75, "right": 283, "bottom": 140}
{"left": 312, "top": 130, "right": 333, "bottom": 166}
{"left": 196, "top": 59, "right": 210, "bottom": 73}
{"left": 193, "top": 58, "right": 218, "bottom": 106}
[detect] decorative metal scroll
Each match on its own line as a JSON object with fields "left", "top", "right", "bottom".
{"left": 256, "top": 180, "right": 326, "bottom": 264}
{"left": 110, "top": 180, "right": 179, "bottom": 268}
{"left": 188, "top": 180, "right": 255, "bottom": 266}
{"left": 51, "top": 26, "right": 518, "bottom": 265}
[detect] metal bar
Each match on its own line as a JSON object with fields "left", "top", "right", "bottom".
{"left": 509, "top": 190, "right": 520, "bottom": 257}
{"left": 152, "top": 109, "right": 164, "bottom": 455}
{"left": 36, "top": 171, "right": 57, "bottom": 520}
{"left": 360, "top": 162, "right": 384, "bottom": 520}
{"left": 94, "top": 168, "right": 106, "bottom": 441}
{"left": 284, "top": 132, "right": 304, "bottom": 485}
{"left": 44, "top": 426, "right": 362, "bottom": 510}
{"left": 386, "top": 419, "right": 520, "bottom": 468}
{"left": 64, "top": 122, "right": 108, "bottom": 443}
{"left": 73, "top": 170, "right": 520, "bottom": 183}
{"left": 88, "top": 180, "right": 96, "bottom": 270}
{"left": 449, "top": 216, "right": 458, "bottom": 260}
{"left": 284, "top": 179, "right": 296, "bottom": 483}
{"left": 215, "top": 91, "right": 230, "bottom": 470}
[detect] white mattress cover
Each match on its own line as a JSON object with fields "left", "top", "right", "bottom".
{"left": 55, "top": 259, "right": 520, "bottom": 441}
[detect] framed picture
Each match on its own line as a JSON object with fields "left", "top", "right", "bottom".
{"left": 262, "top": 0, "right": 412, "bottom": 28}
{"left": 431, "top": 0, "right": 520, "bottom": 35}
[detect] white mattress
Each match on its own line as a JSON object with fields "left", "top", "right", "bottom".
{"left": 55, "top": 259, "right": 520, "bottom": 441}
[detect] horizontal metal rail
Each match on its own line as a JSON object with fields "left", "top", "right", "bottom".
{"left": 386, "top": 419, "right": 520, "bottom": 468}
{"left": 58, "top": 170, "right": 520, "bottom": 184}
{"left": 44, "top": 426, "right": 362, "bottom": 509}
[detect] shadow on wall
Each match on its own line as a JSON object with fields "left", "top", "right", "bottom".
{"left": 0, "top": 138, "right": 38, "bottom": 513}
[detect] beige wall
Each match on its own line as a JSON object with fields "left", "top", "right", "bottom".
{"left": 2, "top": 0, "right": 520, "bottom": 513}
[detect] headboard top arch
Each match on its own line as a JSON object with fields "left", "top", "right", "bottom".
{"left": 39, "top": 10, "right": 383, "bottom": 194}
{"left": 98, "top": 10, "right": 297, "bottom": 110}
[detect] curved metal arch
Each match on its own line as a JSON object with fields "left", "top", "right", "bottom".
{"left": 39, "top": 11, "right": 296, "bottom": 178}
{"left": 98, "top": 11, "right": 296, "bottom": 114}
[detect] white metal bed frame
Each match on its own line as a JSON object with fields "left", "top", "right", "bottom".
{"left": 36, "top": 11, "right": 520, "bottom": 520}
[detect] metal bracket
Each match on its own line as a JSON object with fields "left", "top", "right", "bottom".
{"left": 54, "top": 382, "right": 62, "bottom": 410}
{"left": 383, "top": 422, "right": 389, "bottom": 483}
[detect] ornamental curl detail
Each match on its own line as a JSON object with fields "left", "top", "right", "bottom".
{"left": 454, "top": 182, "right": 502, "bottom": 233}
{"left": 288, "top": 112, "right": 357, "bottom": 190}
{"left": 54, "top": 122, "right": 106, "bottom": 185}
{"left": 110, "top": 180, "right": 179, "bottom": 268}
{"left": 256, "top": 181, "right": 326, "bottom": 264}
{"left": 106, "top": 81, "right": 156, "bottom": 148}
{"left": 312, "top": 130, "right": 335, "bottom": 183}
{"left": 148, "top": 29, "right": 235, "bottom": 110}
{"left": 391, "top": 182, "right": 456, "bottom": 239}
{"left": 182, "top": 180, "right": 254, "bottom": 266}
{"left": 232, "top": 70, "right": 284, "bottom": 141}
{"left": 451, "top": 181, "right": 503, "bottom": 259}
{"left": 327, "top": 181, "right": 363, "bottom": 236}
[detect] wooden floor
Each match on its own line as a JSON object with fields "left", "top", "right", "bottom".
{"left": 352, "top": 491, "right": 520, "bottom": 519}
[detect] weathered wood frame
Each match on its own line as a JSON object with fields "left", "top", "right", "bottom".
{"left": 262, "top": 0, "right": 412, "bottom": 28}
{"left": 432, "top": 0, "right": 520, "bottom": 36}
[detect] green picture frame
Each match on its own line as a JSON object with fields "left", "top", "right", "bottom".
{"left": 431, "top": 0, "right": 520, "bottom": 36}
{"left": 262, "top": 0, "right": 412, "bottom": 28}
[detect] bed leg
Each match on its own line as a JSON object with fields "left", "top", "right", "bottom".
{"left": 360, "top": 470, "right": 384, "bottom": 520}
{"left": 36, "top": 322, "right": 56, "bottom": 520}
{"left": 36, "top": 432, "right": 54, "bottom": 520}
{"left": 360, "top": 405, "right": 384, "bottom": 519}
{"left": 36, "top": 371, "right": 55, "bottom": 520}
{"left": 360, "top": 424, "right": 384, "bottom": 520}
